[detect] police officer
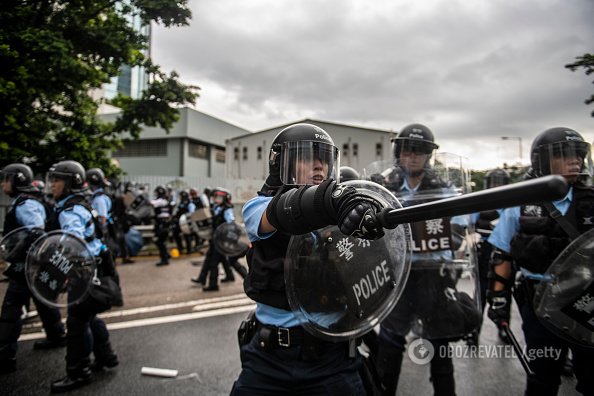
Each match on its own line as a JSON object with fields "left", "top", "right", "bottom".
{"left": 339, "top": 166, "right": 361, "bottom": 182}
{"left": 189, "top": 187, "right": 206, "bottom": 247}
{"left": 87, "top": 168, "right": 114, "bottom": 246}
{"left": 172, "top": 190, "right": 196, "bottom": 255}
{"left": 375, "top": 124, "right": 470, "bottom": 396}
{"left": 0, "top": 164, "right": 66, "bottom": 374}
{"left": 46, "top": 161, "right": 118, "bottom": 392}
{"left": 231, "top": 123, "right": 386, "bottom": 395}
{"left": 487, "top": 127, "right": 594, "bottom": 396}
{"left": 150, "top": 185, "right": 172, "bottom": 266}
{"left": 469, "top": 168, "right": 512, "bottom": 346}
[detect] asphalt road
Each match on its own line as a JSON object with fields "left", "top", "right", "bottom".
{"left": 0, "top": 252, "right": 581, "bottom": 395}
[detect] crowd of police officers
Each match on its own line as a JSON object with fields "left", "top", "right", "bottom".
{"left": 1, "top": 121, "right": 594, "bottom": 395}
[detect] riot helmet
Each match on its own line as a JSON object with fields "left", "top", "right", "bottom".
{"left": 1, "top": 163, "right": 36, "bottom": 196}
{"left": 212, "top": 187, "right": 232, "bottom": 205}
{"left": 179, "top": 190, "right": 190, "bottom": 201}
{"left": 154, "top": 185, "right": 167, "bottom": 198}
{"left": 483, "top": 168, "right": 511, "bottom": 189}
{"left": 530, "top": 127, "right": 591, "bottom": 181}
{"left": 86, "top": 168, "right": 110, "bottom": 188}
{"left": 189, "top": 187, "right": 199, "bottom": 197}
{"left": 392, "top": 124, "right": 439, "bottom": 177}
{"left": 203, "top": 186, "right": 212, "bottom": 196}
{"left": 32, "top": 179, "right": 45, "bottom": 193}
{"left": 47, "top": 160, "right": 86, "bottom": 197}
{"left": 339, "top": 166, "right": 360, "bottom": 182}
{"left": 268, "top": 123, "right": 339, "bottom": 187}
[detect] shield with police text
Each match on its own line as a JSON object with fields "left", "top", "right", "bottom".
{"left": 213, "top": 222, "right": 250, "bottom": 257}
{"left": 370, "top": 153, "right": 482, "bottom": 341}
{"left": 533, "top": 227, "right": 594, "bottom": 348}
{"left": 0, "top": 226, "right": 46, "bottom": 282}
{"left": 25, "top": 230, "right": 97, "bottom": 308}
{"left": 285, "top": 180, "right": 412, "bottom": 341}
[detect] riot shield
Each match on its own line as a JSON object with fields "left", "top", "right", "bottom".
{"left": 179, "top": 214, "right": 198, "bottom": 235}
{"left": 25, "top": 230, "right": 97, "bottom": 308}
{"left": 376, "top": 153, "right": 482, "bottom": 341}
{"left": 533, "top": 227, "right": 594, "bottom": 348}
{"left": 0, "top": 226, "right": 46, "bottom": 282}
{"left": 213, "top": 222, "right": 250, "bottom": 257}
{"left": 285, "top": 180, "right": 412, "bottom": 341}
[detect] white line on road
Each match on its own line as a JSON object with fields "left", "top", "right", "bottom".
{"left": 20, "top": 304, "right": 256, "bottom": 341}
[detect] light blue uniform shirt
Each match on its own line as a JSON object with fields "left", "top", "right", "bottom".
{"left": 213, "top": 205, "right": 235, "bottom": 224}
{"left": 186, "top": 201, "right": 196, "bottom": 214}
{"left": 14, "top": 195, "right": 46, "bottom": 228}
{"left": 56, "top": 194, "right": 103, "bottom": 256}
{"left": 90, "top": 188, "right": 112, "bottom": 220}
{"left": 242, "top": 195, "right": 302, "bottom": 327}
{"left": 488, "top": 187, "right": 573, "bottom": 254}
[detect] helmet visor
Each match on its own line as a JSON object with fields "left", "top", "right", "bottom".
{"left": 485, "top": 173, "right": 509, "bottom": 189}
{"left": 537, "top": 141, "right": 592, "bottom": 178}
{"left": 280, "top": 141, "right": 339, "bottom": 185}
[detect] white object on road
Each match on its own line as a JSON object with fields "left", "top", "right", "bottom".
{"left": 141, "top": 366, "right": 179, "bottom": 378}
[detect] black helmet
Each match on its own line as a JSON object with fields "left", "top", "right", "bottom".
{"left": 203, "top": 186, "right": 212, "bottom": 196}
{"left": 392, "top": 124, "right": 439, "bottom": 160}
{"left": 530, "top": 127, "right": 590, "bottom": 177}
{"left": 1, "top": 163, "right": 35, "bottom": 196}
{"left": 86, "top": 168, "right": 111, "bottom": 187}
{"left": 48, "top": 160, "right": 86, "bottom": 193}
{"left": 339, "top": 166, "right": 360, "bottom": 182}
{"left": 154, "top": 185, "right": 167, "bottom": 198}
{"left": 484, "top": 168, "right": 511, "bottom": 189}
{"left": 179, "top": 190, "right": 189, "bottom": 201}
{"left": 267, "top": 123, "right": 339, "bottom": 187}
{"left": 212, "top": 187, "right": 232, "bottom": 205}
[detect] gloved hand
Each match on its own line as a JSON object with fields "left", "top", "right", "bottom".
{"left": 331, "top": 183, "right": 385, "bottom": 240}
{"left": 487, "top": 289, "right": 511, "bottom": 327}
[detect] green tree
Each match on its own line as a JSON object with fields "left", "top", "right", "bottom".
{"left": 0, "top": 0, "right": 199, "bottom": 176}
{"left": 566, "top": 53, "right": 594, "bottom": 117}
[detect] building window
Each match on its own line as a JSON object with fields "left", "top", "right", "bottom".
{"left": 215, "top": 148, "right": 225, "bottom": 163}
{"left": 113, "top": 139, "right": 167, "bottom": 157}
{"left": 188, "top": 141, "right": 208, "bottom": 159}
{"left": 257, "top": 146, "right": 262, "bottom": 160}
{"left": 234, "top": 147, "right": 239, "bottom": 161}
{"left": 376, "top": 143, "right": 383, "bottom": 156}
{"left": 353, "top": 143, "right": 358, "bottom": 157}
{"left": 343, "top": 143, "right": 349, "bottom": 157}
{"left": 243, "top": 147, "right": 248, "bottom": 161}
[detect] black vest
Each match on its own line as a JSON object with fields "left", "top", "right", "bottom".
{"left": 3, "top": 194, "right": 48, "bottom": 234}
{"left": 212, "top": 204, "right": 233, "bottom": 230}
{"left": 47, "top": 195, "right": 103, "bottom": 241}
{"left": 510, "top": 183, "right": 594, "bottom": 273}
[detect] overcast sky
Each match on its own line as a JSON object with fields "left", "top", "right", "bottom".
{"left": 151, "top": 0, "right": 594, "bottom": 170}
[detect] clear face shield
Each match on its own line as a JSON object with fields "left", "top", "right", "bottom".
{"left": 484, "top": 174, "right": 509, "bottom": 189}
{"left": 394, "top": 140, "right": 436, "bottom": 177}
{"left": 279, "top": 141, "right": 339, "bottom": 185}
{"left": 537, "top": 141, "right": 592, "bottom": 181}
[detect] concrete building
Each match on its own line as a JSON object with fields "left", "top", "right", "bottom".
{"left": 105, "top": 107, "right": 250, "bottom": 178}
{"left": 225, "top": 119, "right": 397, "bottom": 180}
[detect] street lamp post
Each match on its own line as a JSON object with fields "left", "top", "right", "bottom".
{"left": 501, "top": 136, "right": 523, "bottom": 164}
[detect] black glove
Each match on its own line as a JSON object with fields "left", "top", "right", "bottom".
{"left": 330, "top": 183, "right": 385, "bottom": 240}
{"left": 487, "top": 289, "right": 511, "bottom": 327}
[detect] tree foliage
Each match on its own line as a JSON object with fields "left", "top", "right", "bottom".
{"left": 566, "top": 53, "right": 594, "bottom": 117}
{"left": 0, "top": 0, "right": 199, "bottom": 177}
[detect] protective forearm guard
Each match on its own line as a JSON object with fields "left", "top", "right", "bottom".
{"left": 487, "top": 248, "right": 514, "bottom": 290}
{"left": 266, "top": 180, "right": 338, "bottom": 235}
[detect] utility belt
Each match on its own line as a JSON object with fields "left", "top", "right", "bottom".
{"left": 513, "top": 267, "right": 548, "bottom": 309}
{"left": 237, "top": 311, "right": 356, "bottom": 361}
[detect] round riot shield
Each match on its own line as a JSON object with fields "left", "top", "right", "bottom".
{"left": 285, "top": 180, "right": 412, "bottom": 341}
{"left": 25, "top": 230, "right": 96, "bottom": 308}
{"left": 533, "top": 228, "right": 594, "bottom": 348}
{"left": 0, "top": 226, "right": 46, "bottom": 282}
{"left": 179, "top": 214, "right": 197, "bottom": 235}
{"left": 213, "top": 222, "right": 250, "bottom": 257}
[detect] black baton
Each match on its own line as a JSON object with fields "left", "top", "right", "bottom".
{"left": 501, "top": 322, "right": 534, "bottom": 376}
{"left": 377, "top": 175, "right": 568, "bottom": 227}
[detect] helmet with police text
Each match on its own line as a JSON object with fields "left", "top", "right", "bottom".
{"left": 391, "top": 124, "right": 439, "bottom": 160}
{"left": 483, "top": 168, "right": 511, "bottom": 189}
{"left": 86, "top": 168, "right": 111, "bottom": 187}
{"left": 212, "top": 187, "right": 232, "bottom": 205}
{"left": 1, "top": 163, "right": 36, "bottom": 196}
{"left": 154, "top": 185, "right": 167, "bottom": 198}
{"left": 339, "top": 166, "right": 360, "bottom": 182}
{"left": 268, "top": 123, "right": 339, "bottom": 187}
{"left": 530, "top": 127, "right": 591, "bottom": 179}
{"left": 47, "top": 160, "right": 86, "bottom": 194}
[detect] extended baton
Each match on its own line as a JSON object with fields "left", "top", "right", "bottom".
{"left": 501, "top": 322, "right": 534, "bottom": 376}
{"left": 377, "top": 175, "right": 568, "bottom": 227}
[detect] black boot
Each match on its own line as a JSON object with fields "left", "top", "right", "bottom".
{"left": 92, "top": 342, "right": 119, "bottom": 372}
{"left": 203, "top": 285, "right": 220, "bottom": 292}
{"left": 51, "top": 367, "right": 92, "bottom": 393}
{"left": 34, "top": 335, "right": 67, "bottom": 350}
